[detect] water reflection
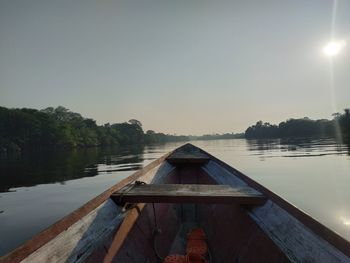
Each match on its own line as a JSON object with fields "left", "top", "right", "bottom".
{"left": 246, "top": 138, "right": 350, "bottom": 158}
{"left": 0, "top": 145, "right": 144, "bottom": 192}
{"left": 344, "top": 138, "right": 350, "bottom": 155}
{"left": 0, "top": 139, "right": 350, "bottom": 256}
{"left": 1, "top": 139, "right": 348, "bottom": 192}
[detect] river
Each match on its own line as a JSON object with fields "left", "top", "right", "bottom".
{"left": 0, "top": 138, "right": 350, "bottom": 256}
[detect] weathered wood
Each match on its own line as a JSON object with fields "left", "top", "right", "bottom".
{"left": 167, "top": 150, "right": 210, "bottom": 164}
{"left": 21, "top": 200, "right": 123, "bottom": 263}
{"left": 0, "top": 154, "right": 175, "bottom": 263}
{"left": 111, "top": 184, "right": 266, "bottom": 205}
{"left": 102, "top": 203, "right": 146, "bottom": 263}
{"left": 203, "top": 160, "right": 350, "bottom": 263}
{"left": 2, "top": 143, "right": 350, "bottom": 263}
{"left": 249, "top": 200, "right": 350, "bottom": 263}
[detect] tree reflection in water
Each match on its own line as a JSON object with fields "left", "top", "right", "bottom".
{"left": 245, "top": 138, "right": 350, "bottom": 158}
{"left": 0, "top": 144, "right": 144, "bottom": 192}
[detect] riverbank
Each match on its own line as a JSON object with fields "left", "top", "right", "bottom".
{"left": 245, "top": 109, "right": 350, "bottom": 140}
{"left": 0, "top": 106, "right": 243, "bottom": 153}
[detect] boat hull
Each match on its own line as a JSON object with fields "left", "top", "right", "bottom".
{"left": 1, "top": 143, "right": 349, "bottom": 263}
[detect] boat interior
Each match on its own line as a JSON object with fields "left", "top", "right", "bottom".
{"left": 89, "top": 148, "right": 289, "bottom": 263}
{"left": 3, "top": 144, "right": 349, "bottom": 263}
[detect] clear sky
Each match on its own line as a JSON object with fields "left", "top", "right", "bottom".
{"left": 1, "top": 0, "right": 349, "bottom": 135}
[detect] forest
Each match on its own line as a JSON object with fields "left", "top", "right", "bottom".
{"left": 245, "top": 109, "right": 350, "bottom": 140}
{"left": 0, "top": 106, "right": 189, "bottom": 152}
{"left": 1, "top": 106, "right": 349, "bottom": 152}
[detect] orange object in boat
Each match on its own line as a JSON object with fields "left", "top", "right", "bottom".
{"left": 186, "top": 228, "right": 208, "bottom": 256}
{"left": 163, "top": 254, "right": 208, "bottom": 263}
{"left": 163, "top": 255, "right": 187, "bottom": 263}
{"left": 187, "top": 228, "right": 206, "bottom": 240}
{"left": 186, "top": 253, "right": 209, "bottom": 263}
{"left": 163, "top": 228, "right": 209, "bottom": 263}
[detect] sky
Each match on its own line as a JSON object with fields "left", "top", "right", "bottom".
{"left": 1, "top": 0, "right": 350, "bottom": 135}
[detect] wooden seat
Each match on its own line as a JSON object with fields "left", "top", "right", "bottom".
{"left": 111, "top": 184, "right": 266, "bottom": 206}
{"left": 167, "top": 152, "right": 210, "bottom": 164}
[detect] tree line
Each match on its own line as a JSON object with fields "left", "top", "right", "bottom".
{"left": 0, "top": 106, "right": 189, "bottom": 152}
{"left": 245, "top": 109, "right": 350, "bottom": 140}
{"left": 2, "top": 105, "right": 348, "bottom": 152}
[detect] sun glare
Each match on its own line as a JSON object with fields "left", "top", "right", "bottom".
{"left": 340, "top": 216, "right": 350, "bottom": 226}
{"left": 323, "top": 40, "right": 346, "bottom": 57}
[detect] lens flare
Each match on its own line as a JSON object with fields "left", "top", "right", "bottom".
{"left": 340, "top": 216, "right": 350, "bottom": 226}
{"left": 323, "top": 40, "right": 346, "bottom": 57}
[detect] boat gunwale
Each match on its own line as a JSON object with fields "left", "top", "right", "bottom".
{"left": 2, "top": 143, "right": 350, "bottom": 262}
{"left": 196, "top": 144, "right": 350, "bottom": 258}
{"left": 0, "top": 149, "right": 174, "bottom": 263}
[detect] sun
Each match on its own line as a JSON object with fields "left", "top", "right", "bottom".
{"left": 340, "top": 216, "right": 350, "bottom": 226}
{"left": 323, "top": 40, "right": 346, "bottom": 57}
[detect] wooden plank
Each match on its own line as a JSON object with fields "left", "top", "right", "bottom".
{"left": 102, "top": 203, "right": 146, "bottom": 263}
{"left": 203, "top": 160, "right": 350, "bottom": 262}
{"left": 111, "top": 184, "right": 266, "bottom": 205}
{"left": 249, "top": 200, "right": 350, "bottom": 263}
{"left": 0, "top": 156, "right": 175, "bottom": 263}
{"left": 167, "top": 152, "right": 210, "bottom": 164}
{"left": 21, "top": 200, "right": 123, "bottom": 263}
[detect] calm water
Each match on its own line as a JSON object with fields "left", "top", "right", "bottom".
{"left": 0, "top": 139, "right": 350, "bottom": 255}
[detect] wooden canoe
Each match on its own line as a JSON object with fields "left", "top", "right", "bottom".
{"left": 1, "top": 143, "right": 350, "bottom": 263}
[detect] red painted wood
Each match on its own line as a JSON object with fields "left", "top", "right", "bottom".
{"left": 104, "top": 165, "right": 289, "bottom": 263}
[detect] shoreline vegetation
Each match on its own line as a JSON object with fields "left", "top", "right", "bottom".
{"left": 0, "top": 106, "right": 349, "bottom": 153}
{"left": 0, "top": 106, "right": 243, "bottom": 153}
{"left": 244, "top": 109, "right": 350, "bottom": 141}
